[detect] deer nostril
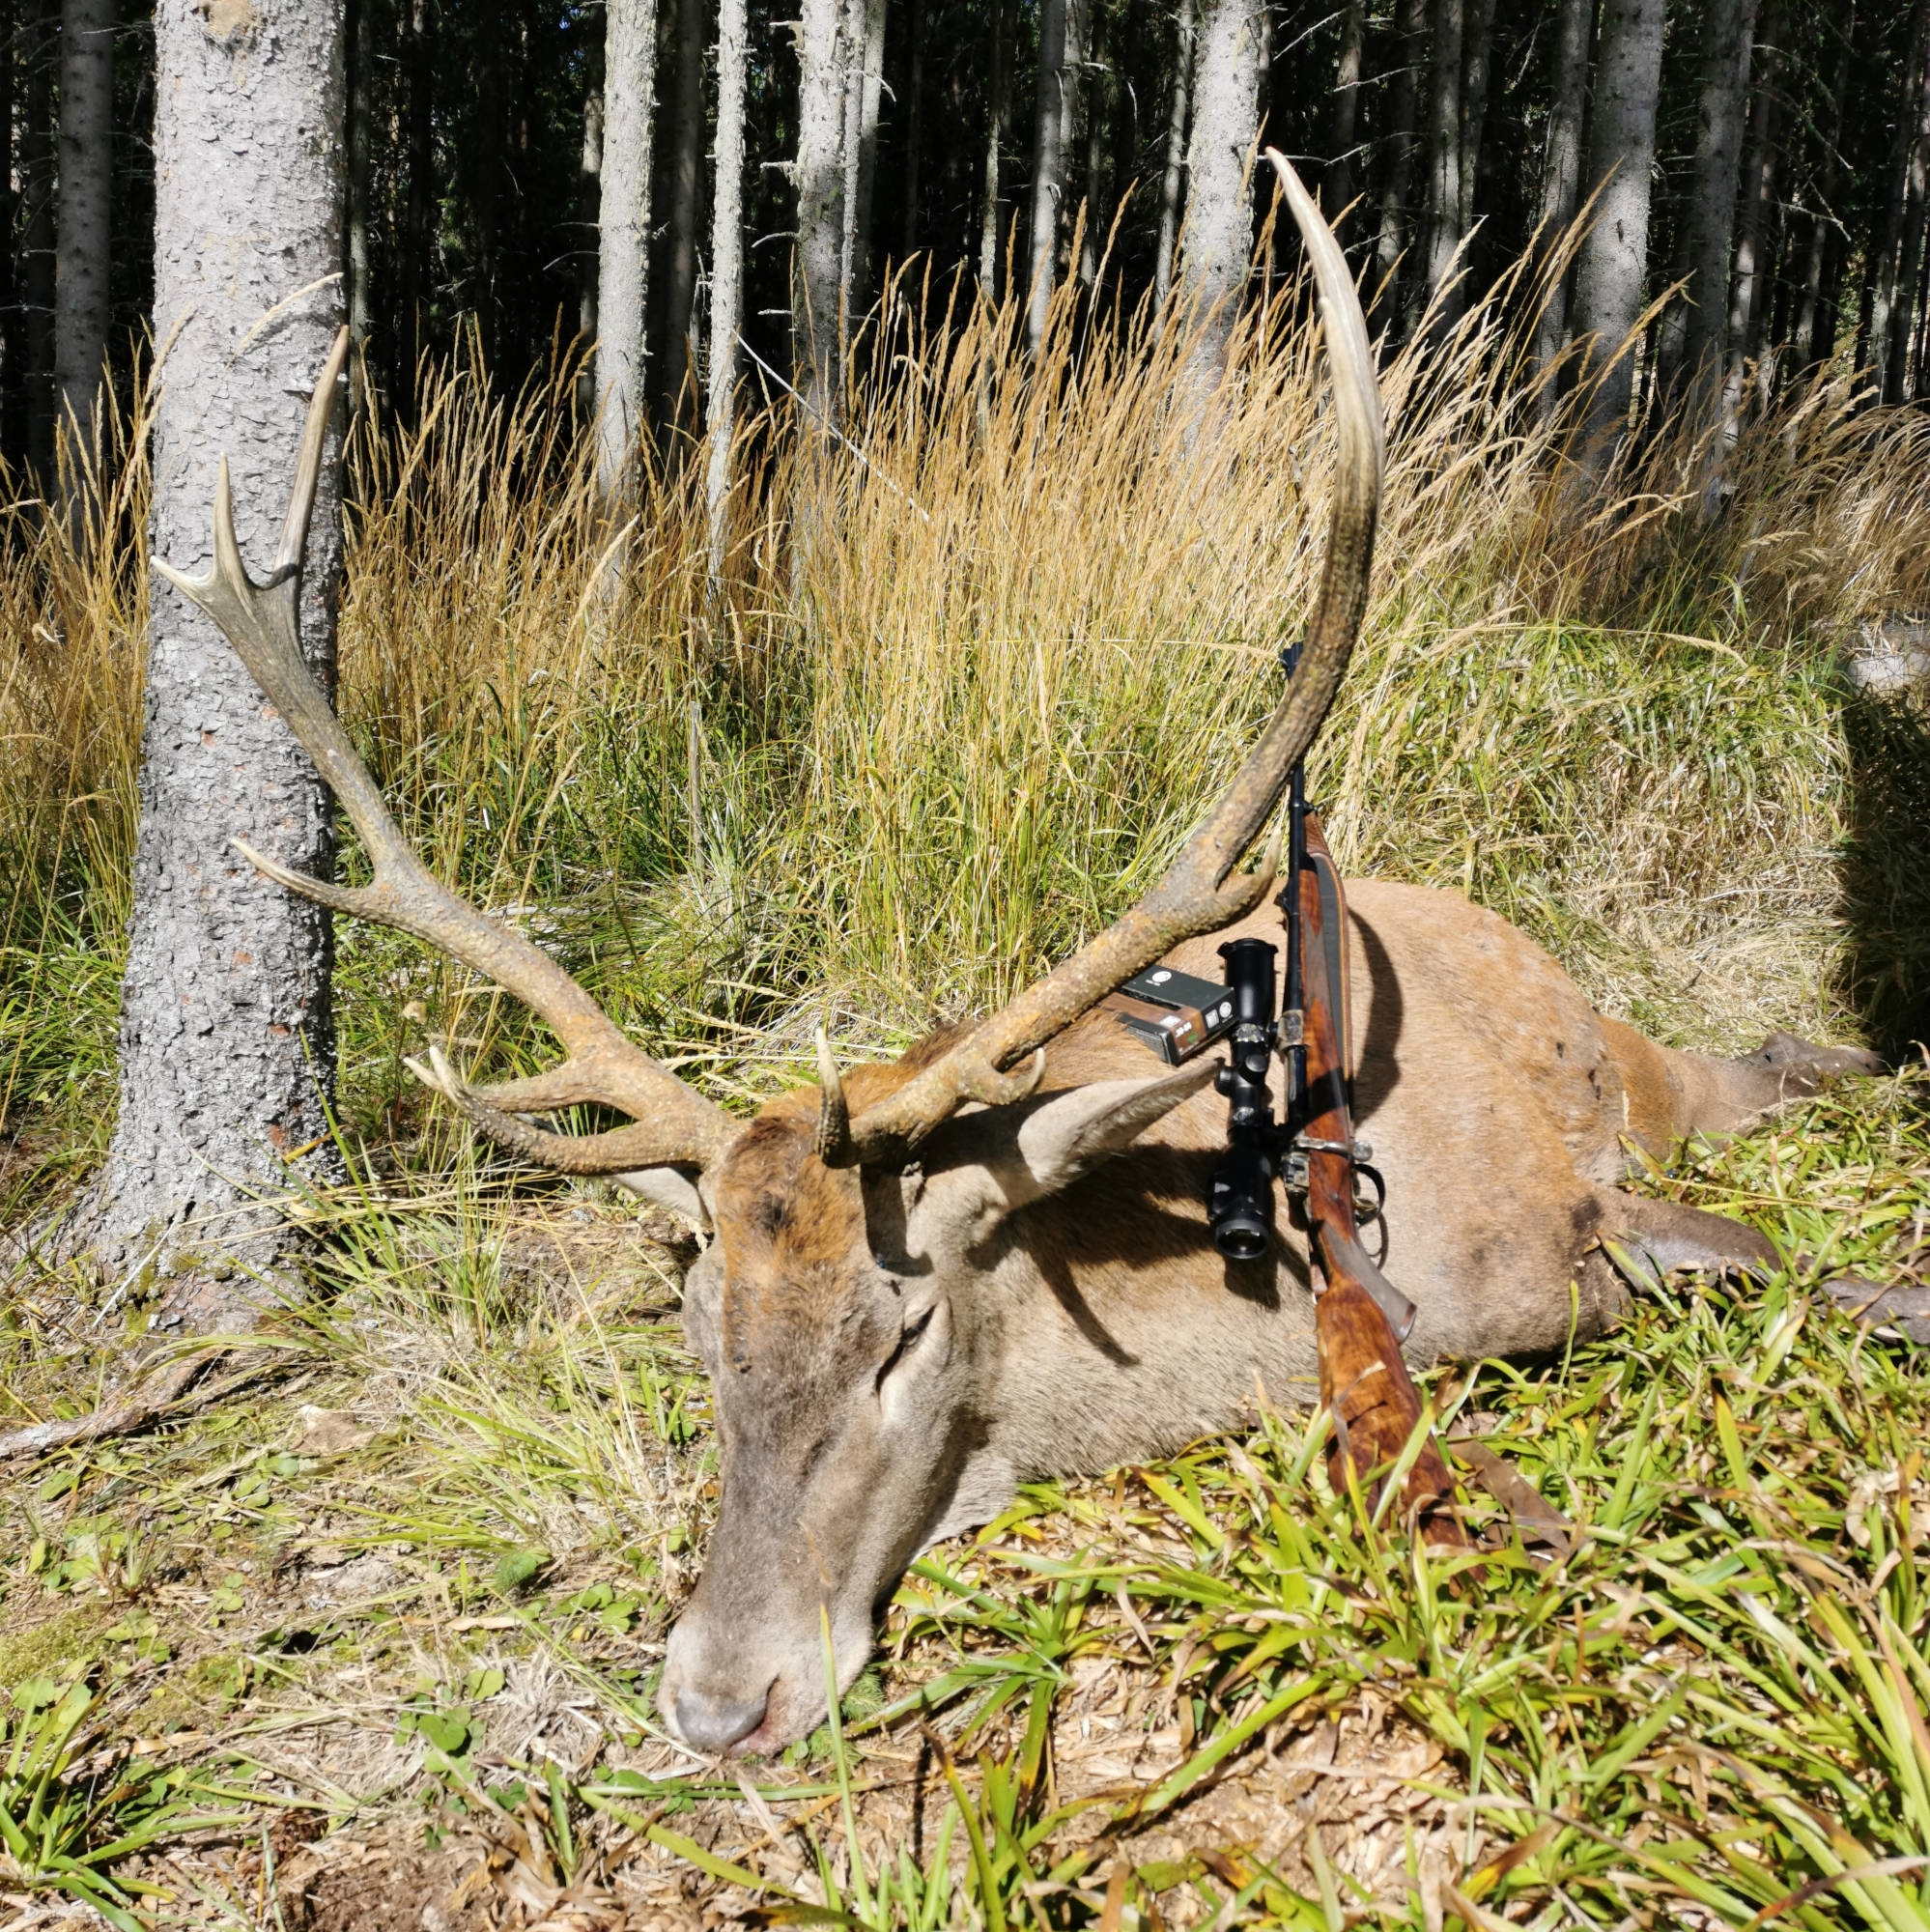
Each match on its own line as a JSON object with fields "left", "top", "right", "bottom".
{"left": 674, "top": 1683, "right": 771, "bottom": 1754}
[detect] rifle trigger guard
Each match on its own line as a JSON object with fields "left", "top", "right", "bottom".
{"left": 1352, "top": 1160, "right": 1387, "bottom": 1225}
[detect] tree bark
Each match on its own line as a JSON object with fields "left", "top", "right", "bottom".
{"left": 978, "top": 0, "right": 1006, "bottom": 294}
{"left": 901, "top": 0, "right": 923, "bottom": 257}
{"left": 344, "top": 0, "right": 374, "bottom": 412}
{"left": 1080, "top": 0, "right": 1109, "bottom": 288}
{"left": 1458, "top": 0, "right": 1495, "bottom": 235}
{"left": 1887, "top": 16, "right": 1930, "bottom": 402}
{"left": 707, "top": 0, "right": 746, "bottom": 580}
{"left": 1570, "top": 0, "right": 1668, "bottom": 464}
{"left": 1372, "top": 0, "right": 1425, "bottom": 329}
{"left": 659, "top": 0, "right": 705, "bottom": 434}
{"left": 1026, "top": 0, "right": 1071, "bottom": 349}
{"left": 595, "top": 0, "right": 659, "bottom": 498}
{"left": 1153, "top": 0, "right": 1193, "bottom": 308}
{"left": 55, "top": 0, "right": 112, "bottom": 473}
{"left": 21, "top": 0, "right": 54, "bottom": 479}
{"left": 1868, "top": 0, "right": 1930, "bottom": 393}
{"left": 466, "top": 20, "right": 500, "bottom": 353}
{"left": 399, "top": 0, "right": 434, "bottom": 397}
{"left": 579, "top": 78, "right": 602, "bottom": 419}
{"left": 1792, "top": 11, "right": 1851, "bottom": 376}
{"left": 795, "top": 0, "right": 850, "bottom": 398}
{"left": 844, "top": 0, "right": 887, "bottom": 317}
{"left": 1420, "top": 0, "right": 1463, "bottom": 321}
{"left": 1665, "top": 0, "right": 1758, "bottom": 422}
{"left": 1180, "top": 0, "right": 1262, "bottom": 334}
{"left": 1531, "top": 0, "right": 1592, "bottom": 387}
{"left": 0, "top": 0, "right": 19, "bottom": 462}
{"left": 1719, "top": 0, "right": 1779, "bottom": 426}
{"left": 97, "top": 0, "right": 347, "bottom": 1284}
{"left": 1323, "top": 0, "right": 1366, "bottom": 230}
{"left": 1915, "top": 237, "right": 1930, "bottom": 395}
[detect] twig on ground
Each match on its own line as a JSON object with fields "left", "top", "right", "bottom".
{"left": 0, "top": 1347, "right": 253, "bottom": 1461}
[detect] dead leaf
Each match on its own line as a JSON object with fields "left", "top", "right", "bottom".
{"left": 293, "top": 1405, "right": 375, "bottom": 1457}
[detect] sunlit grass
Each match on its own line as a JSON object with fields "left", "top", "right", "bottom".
{"left": 0, "top": 1073, "right": 1923, "bottom": 1923}
{"left": 0, "top": 265, "right": 1927, "bottom": 1923}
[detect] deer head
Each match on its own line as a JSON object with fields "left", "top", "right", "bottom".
{"left": 160, "top": 156, "right": 1381, "bottom": 1754}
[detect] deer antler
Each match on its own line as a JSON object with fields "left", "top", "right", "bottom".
{"left": 156, "top": 326, "right": 737, "bottom": 1177}
{"left": 819, "top": 155, "right": 1385, "bottom": 1167}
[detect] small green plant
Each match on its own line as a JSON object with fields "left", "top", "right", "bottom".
{"left": 0, "top": 1674, "right": 241, "bottom": 1929}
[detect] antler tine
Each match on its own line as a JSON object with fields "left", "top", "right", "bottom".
{"left": 157, "top": 327, "right": 736, "bottom": 1176}
{"left": 814, "top": 1028, "right": 853, "bottom": 1164}
{"left": 825, "top": 156, "right": 1382, "bottom": 1167}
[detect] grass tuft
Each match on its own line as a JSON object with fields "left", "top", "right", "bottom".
{"left": 0, "top": 273, "right": 1926, "bottom": 1923}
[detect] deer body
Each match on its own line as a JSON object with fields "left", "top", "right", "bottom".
{"left": 659, "top": 879, "right": 1880, "bottom": 1750}
{"left": 160, "top": 171, "right": 1900, "bottom": 1765}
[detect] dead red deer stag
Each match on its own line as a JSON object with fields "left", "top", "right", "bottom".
{"left": 160, "top": 162, "right": 1914, "bottom": 1757}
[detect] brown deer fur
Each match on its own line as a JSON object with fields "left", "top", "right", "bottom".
{"left": 652, "top": 880, "right": 1897, "bottom": 1753}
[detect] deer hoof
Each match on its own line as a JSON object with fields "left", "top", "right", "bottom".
{"left": 1823, "top": 1276, "right": 1930, "bottom": 1345}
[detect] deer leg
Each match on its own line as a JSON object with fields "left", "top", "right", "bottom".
{"left": 1595, "top": 1189, "right": 1928, "bottom": 1344}
{"left": 1725, "top": 1033, "right": 1887, "bottom": 1107}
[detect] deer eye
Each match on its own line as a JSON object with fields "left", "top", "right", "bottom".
{"left": 875, "top": 1305, "right": 935, "bottom": 1391}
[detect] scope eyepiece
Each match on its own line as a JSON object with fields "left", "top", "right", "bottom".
{"left": 1208, "top": 1138, "right": 1274, "bottom": 1261}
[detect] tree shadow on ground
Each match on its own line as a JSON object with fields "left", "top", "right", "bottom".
{"left": 1840, "top": 688, "right": 1930, "bottom": 1059}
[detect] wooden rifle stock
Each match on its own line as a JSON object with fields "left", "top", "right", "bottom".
{"left": 1296, "top": 814, "right": 1462, "bottom": 1542}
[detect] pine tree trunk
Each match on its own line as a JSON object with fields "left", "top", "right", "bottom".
{"left": 659, "top": 0, "right": 705, "bottom": 434}
{"left": 1180, "top": 0, "right": 1261, "bottom": 338}
{"left": 0, "top": 0, "right": 19, "bottom": 463}
{"left": 1531, "top": 0, "right": 1591, "bottom": 388}
{"left": 1887, "top": 21, "right": 1930, "bottom": 402}
{"left": 978, "top": 0, "right": 1006, "bottom": 294}
{"left": 1420, "top": 0, "right": 1463, "bottom": 320}
{"left": 1792, "top": 14, "right": 1850, "bottom": 374}
{"left": 901, "top": 0, "right": 923, "bottom": 256}
{"left": 97, "top": 0, "right": 347, "bottom": 1290}
{"left": 1915, "top": 240, "right": 1930, "bottom": 394}
{"left": 468, "top": 25, "right": 500, "bottom": 352}
{"left": 1026, "top": 0, "right": 1071, "bottom": 350}
{"left": 1719, "top": 0, "right": 1779, "bottom": 427}
{"left": 1372, "top": 0, "right": 1425, "bottom": 329}
{"left": 1571, "top": 0, "right": 1668, "bottom": 463}
{"left": 1112, "top": 0, "right": 1142, "bottom": 224}
{"left": 1458, "top": 0, "right": 1494, "bottom": 235}
{"left": 1060, "top": 0, "right": 1088, "bottom": 275}
{"left": 1323, "top": 0, "right": 1365, "bottom": 229}
{"left": 707, "top": 0, "right": 746, "bottom": 578}
{"left": 841, "top": 0, "right": 886, "bottom": 315}
{"left": 1667, "top": 0, "right": 1758, "bottom": 423}
{"left": 54, "top": 0, "right": 112, "bottom": 477}
{"left": 578, "top": 80, "right": 602, "bottom": 420}
{"left": 795, "top": 0, "right": 850, "bottom": 399}
{"left": 1868, "top": 0, "right": 1930, "bottom": 392}
{"left": 1080, "top": 0, "right": 1108, "bottom": 287}
{"left": 596, "top": 0, "right": 659, "bottom": 498}
{"left": 399, "top": 0, "right": 434, "bottom": 397}
{"left": 345, "top": 0, "right": 374, "bottom": 412}
{"left": 21, "top": 0, "right": 54, "bottom": 479}
{"left": 1154, "top": 0, "right": 1193, "bottom": 308}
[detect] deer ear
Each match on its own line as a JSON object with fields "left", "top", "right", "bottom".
{"left": 996, "top": 1061, "right": 1218, "bottom": 1208}
{"left": 613, "top": 1165, "right": 711, "bottom": 1233}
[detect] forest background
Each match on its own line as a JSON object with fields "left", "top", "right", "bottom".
{"left": 3, "top": 0, "right": 1930, "bottom": 469}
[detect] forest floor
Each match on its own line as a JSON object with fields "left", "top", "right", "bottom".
{"left": 1, "top": 1068, "right": 1927, "bottom": 1930}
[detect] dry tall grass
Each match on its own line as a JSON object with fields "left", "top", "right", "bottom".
{"left": 4, "top": 265, "right": 1929, "bottom": 1173}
